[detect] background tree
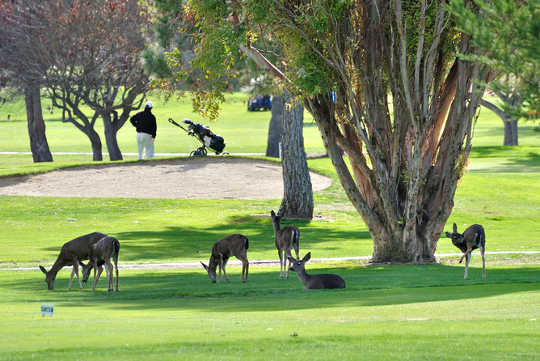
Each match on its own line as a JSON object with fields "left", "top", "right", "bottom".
{"left": 480, "top": 77, "right": 524, "bottom": 146}
{"left": 450, "top": 0, "right": 539, "bottom": 119}
{"left": 0, "top": 1, "right": 53, "bottom": 162}
{"left": 42, "top": 0, "right": 151, "bottom": 161}
{"left": 188, "top": 0, "right": 495, "bottom": 263}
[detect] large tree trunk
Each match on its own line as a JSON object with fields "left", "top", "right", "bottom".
{"left": 102, "top": 114, "right": 123, "bottom": 161}
{"left": 265, "top": 96, "right": 282, "bottom": 158}
{"left": 503, "top": 119, "right": 518, "bottom": 146}
{"left": 278, "top": 93, "right": 313, "bottom": 219}
{"left": 24, "top": 84, "right": 53, "bottom": 162}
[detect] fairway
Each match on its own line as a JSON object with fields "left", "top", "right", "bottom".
{"left": 0, "top": 93, "right": 539, "bottom": 360}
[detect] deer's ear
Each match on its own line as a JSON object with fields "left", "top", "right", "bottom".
{"left": 200, "top": 262, "right": 208, "bottom": 271}
{"left": 453, "top": 223, "right": 458, "bottom": 233}
{"left": 303, "top": 252, "right": 311, "bottom": 262}
{"left": 270, "top": 210, "right": 275, "bottom": 216}
{"left": 287, "top": 256, "right": 296, "bottom": 263}
{"left": 39, "top": 265, "right": 47, "bottom": 275}
{"left": 445, "top": 232, "right": 452, "bottom": 238}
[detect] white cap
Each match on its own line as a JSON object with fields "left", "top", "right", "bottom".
{"left": 145, "top": 101, "right": 153, "bottom": 108}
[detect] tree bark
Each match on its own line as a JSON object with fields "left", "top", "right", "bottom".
{"left": 278, "top": 93, "right": 314, "bottom": 219}
{"left": 102, "top": 113, "right": 123, "bottom": 161}
{"left": 265, "top": 96, "right": 282, "bottom": 158}
{"left": 503, "top": 119, "right": 518, "bottom": 146}
{"left": 24, "top": 84, "right": 53, "bottom": 162}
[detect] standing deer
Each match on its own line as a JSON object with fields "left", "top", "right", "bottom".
{"left": 80, "top": 236, "right": 120, "bottom": 291}
{"left": 288, "top": 252, "right": 346, "bottom": 289}
{"left": 201, "top": 234, "right": 249, "bottom": 283}
{"left": 445, "top": 223, "right": 486, "bottom": 279}
{"left": 270, "top": 210, "right": 300, "bottom": 278}
{"left": 38, "top": 232, "right": 107, "bottom": 290}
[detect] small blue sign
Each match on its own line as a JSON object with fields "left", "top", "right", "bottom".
{"left": 41, "top": 304, "right": 54, "bottom": 317}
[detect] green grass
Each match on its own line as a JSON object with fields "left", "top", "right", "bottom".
{"left": 1, "top": 264, "right": 539, "bottom": 360}
{"left": 0, "top": 92, "right": 539, "bottom": 360}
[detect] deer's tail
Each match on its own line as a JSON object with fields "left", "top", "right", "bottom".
{"left": 479, "top": 227, "right": 486, "bottom": 249}
{"left": 243, "top": 235, "right": 249, "bottom": 251}
{"left": 292, "top": 229, "right": 300, "bottom": 250}
{"left": 113, "top": 238, "right": 120, "bottom": 268}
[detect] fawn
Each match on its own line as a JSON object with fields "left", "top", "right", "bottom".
{"left": 80, "top": 236, "right": 120, "bottom": 291}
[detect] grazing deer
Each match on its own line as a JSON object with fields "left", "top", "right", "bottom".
{"left": 288, "top": 252, "right": 346, "bottom": 289}
{"left": 445, "top": 223, "right": 486, "bottom": 279}
{"left": 270, "top": 210, "right": 300, "bottom": 278}
{"left": 38, "top": 232, "right": 107, "bottom": 290}
{"left": 201, "top": 234, "right": 249, "bottom": 283}
{"left": 80, "top": 236, "right": 120, "bottom": 291}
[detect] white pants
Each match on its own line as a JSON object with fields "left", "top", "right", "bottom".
{"left": 137, "top": 132, "right": 154, "bottom": 160}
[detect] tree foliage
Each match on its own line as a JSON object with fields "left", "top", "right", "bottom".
{"left": 449, "top": 0, "right": 540, "bottom": 119}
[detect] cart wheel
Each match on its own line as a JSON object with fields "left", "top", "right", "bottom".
{"left": 190, "top": 147, "right": 207, "bottom": 157}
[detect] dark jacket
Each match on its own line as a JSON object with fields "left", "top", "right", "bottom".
{"left": 130, "top": 108, "right": 157, "bottom": 138}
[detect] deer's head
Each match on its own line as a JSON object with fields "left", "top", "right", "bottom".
{"left": 288, "top": 252, "right": 311, "bottom": 273}
{"left": 39, "top": 265, "right": 56, "bottom": 290}
{"left": 270, "top": 210, "right": 281, "bottom": 227}
{"left": 445, "top": 223, "right": 465, "bottom": 246}
{"left": 79, "top": 260, "right": 93, "bottom": 283}
{"left": 200, "top": 261, "right": 217, "bottom": 283}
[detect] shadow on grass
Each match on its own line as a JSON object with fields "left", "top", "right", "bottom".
{"left": 95, "top": 217, "right": 372, "bottom": 262}
{"left": 8, "top": 262, "right": 539, "bottom": 312}
{"left": 469, "top": 146, "right": 540, "bottom": 172}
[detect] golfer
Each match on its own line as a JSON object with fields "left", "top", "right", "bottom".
{"left": 130, "top": 101, "right": 157, "bottom": 160}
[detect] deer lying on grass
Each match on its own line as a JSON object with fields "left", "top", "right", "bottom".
{"left": 288, "top": 252, "right": 345, "bottom": 289}
{"left": 445, "top": 223, "right": 486, "bottom": 279}
{"left": 80, "top": 236, "right": 120, "bottom": 291}
{"left": 270, "top": 210, "right": 300, "bottom": 278}
{"left": 201, "top": 234, "right": 249, "bottom": 283}
{"left": 38, "top": 232, "right": 107, "bottom": 290}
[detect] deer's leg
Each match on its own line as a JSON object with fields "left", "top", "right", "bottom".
{"left": 481, "top": 246, "right": 486, "bottom": 279}
{"left": 68, "top": 266, "right": 76, "bottom": 290}
{"left": 279, "top": 249, "right": 282, "bottom": 278}
{"left": 93, "top": 265, "right": 104, "bottom": 291}
{"left": 115, "top": 260, "right": 119, "bottom": 291}
{"left": 222, "top": 257, "right": 230, "bottom": 283}
{"left": 105, "top": 260, "right": 113, "bottom": 292}
{"left": 464, "top": 252, "right": 471, "bottom": 279}
{"left": 74, "top": 260, "right": 83, "bottom": 289}
{"left": 218, "top": 254, "right": 223, "bottom": 282}
{"left": 238, "top": 256, "right": 249, "bottom": 283}
{"left": 285, "top": 249, "right": 293, "bottom": 279}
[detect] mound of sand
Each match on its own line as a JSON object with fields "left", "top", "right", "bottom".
{"left": 0, "top": 157, "right": 331, "bottom": 199}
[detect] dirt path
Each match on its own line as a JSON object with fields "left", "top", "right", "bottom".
{"left": 0, "top": 157, "right": 332, "bottom": 199}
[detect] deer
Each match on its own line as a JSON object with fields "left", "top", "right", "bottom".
{"left": 201, "top": 234, "right": 249, "bottom": 283}
{"left": 445, "top": 223, "right": 486, "bottom": 279}
{"left": 79, "top": 235, "right": 120, "bottom": 291}
{"left": 288, "top": 252, "right": 346, "bottom": 289}
{"left": 270, "top": 210, "right": 300, "bottom": 279}
{"left": 38, "top": 232, "right": 107, "bottom": 290}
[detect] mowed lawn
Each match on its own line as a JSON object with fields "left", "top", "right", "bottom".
{"left": 0, "top": 93, "right": 539, "bottom": 360}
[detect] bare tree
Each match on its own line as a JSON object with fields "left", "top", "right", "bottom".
{"left": 42, "top": 0, "right": 150, "bottom": 161}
